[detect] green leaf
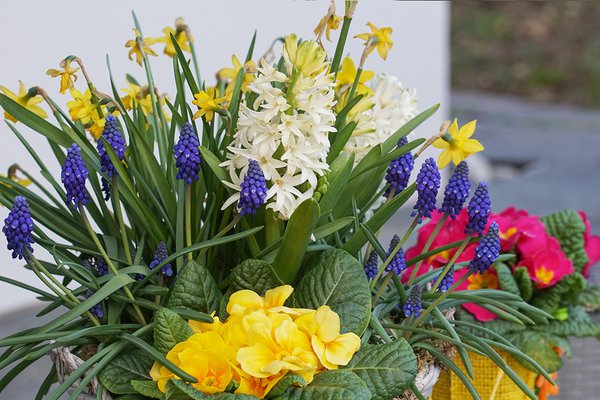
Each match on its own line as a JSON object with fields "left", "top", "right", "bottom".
{"left": 165, "top": 379, "right": 205, "bottom": 400}
{"left": 327, "top": 121, "right": 357, "bottom": 164}
{"left": 230, "top": 259, "right": 284, "bottom": 295}
{"left": 380, "top": 103, "right": 440, "bottom": 153}
{"left": 345, "top": 339, "right": 417, "bottom": 400}
{"left": 505, "top": 331, "right": 562, "bottom": 373}
{"left": 280, "top": 370, "right": 370, "bottom": 400}
{"left": 266, "top": 373, "right": 306, "bottom": 399}
{"left": 537, "top": 306, "right": 600, "bottom": 337}
{"left": 199, "top": 146, "right": 230, "bottom": 188}
{"left": 131, "top": 380, "right": 162, "bottom": 399}
{"left": 153, "top": 308, "right": 194, "bottom": 355}
{"left": 272, "top": 198, "right": 320, "bottom": 284}
{"left": 295, "top": 249, "right": 371, "bottom": 335}
{"left": 495, "top": 263, "right": 520, "bottom": 296}
{"left": 318, "top": 152, "right": 355, "bottom": 218}
{"left": 541, "top": 209, "right": 589, "bottom": 273}
{"left": 530, "top": 273, "right": 586, "bottom": 313}
{"left": 166, "top": 260, "right": 222, "bottom": 314}
{"left": 580, "top": 284, "right": 600, "bottom": 312}
{"left": 514, "top": 266, "right": 533, "bottom": 301}
{"left": 313, "top": 217, "right": 354, "bottom": 240}
{"left": 98, "top": 350, "right": 153, "bottom": 394}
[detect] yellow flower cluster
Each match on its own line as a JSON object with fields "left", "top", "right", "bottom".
{"left": 150, "top": 285, "right": 361, "bottom": 399}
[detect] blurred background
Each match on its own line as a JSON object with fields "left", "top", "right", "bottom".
{"left": 0, "top": 0, "right": 599, "bottom": 398}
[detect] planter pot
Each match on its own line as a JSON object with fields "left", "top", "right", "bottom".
{"left": 431, "top": 349, "right": 537, "bottom": 400}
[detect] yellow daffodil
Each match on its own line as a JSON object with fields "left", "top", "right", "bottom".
{"left": 433, "top": 118, "right": 484, "bottom": 168}
{"left": 217, "top": 55, "right": 256, "bottom": 93}
{"left": 67, "top": 88, "right": 98, "bottom": 125}
{"left": 156, "top": 26, "right": 191, "bottom": 57}
{"left": 88, "top": 118, "right": 106, "bottom": 140}
{"left": 192, "top": 88, "right": 227, "bottom": 122}
{"left": 125, "top": 29, "right": 157, "bottom": 66}
{"left": 336, "top": 57, "right": 374, "bottom": 95}
{"left": 151, "top": 332, "right": 234, "bottom": 394}
{"left": 121, "top": 82, "right": 153, "bottom": 115}
{"left": 314, "top": 14, "right": 343, "bottom": 42}
{"left": 46, "top": 58, "right": 79, "bottom": 94}
{"left": 354, "top": 22, "right": 394, "bottom": 60}
{"left": 283, "top": 34, "right": 327, "bottom": 77}
{"left": 295, "top": 306, "right": 361, "bottom": 370}
{"left": 0, "top": 165, "right": 32, "bottom": 190}
{"left": 0, "top": 81, "right": 47, "bottom": 123}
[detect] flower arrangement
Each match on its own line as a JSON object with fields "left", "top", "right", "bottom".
{"left": 0, "top": 2, "right": 563, "bottom": 400}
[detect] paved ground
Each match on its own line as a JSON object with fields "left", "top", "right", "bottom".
{"left": 0, "top": 91, "right": 599, "bottom": 398}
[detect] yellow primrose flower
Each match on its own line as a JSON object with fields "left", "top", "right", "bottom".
{"left": 125, "top": 29, "right": 157, "bottom": 66}
{"left": 151, "top": 332, "right": 234, "bottom": 394}
{"left": 217, "top": 55, "right": 256, "bottom": 93}
{"left": 295, "top": 306, "right": 361, "bottom": 370}
{"left": 0, "top": 81, "right": 47, "bottom": 123}
{"left": 227, "top": 285, "right": 295, "bottom": 316}
{"left": 192, "top": 88, "right": 227, "bottom": 122}
{"left": 354, "top": 22, "right": 394, "bottom": 60}
{"left": 236, "top": 313, "right": 318, "bottom": 383}
{"left": 46, "top": 58, "right": 79, "bottom": 94}
{"left": 235, "top": 368, "right": 286, "bottom": 399}
{"left": 314, "top": 14, "right": 343, "bottom": 42}
{"left": 121, "top": 82, "right": 153, "bottom": 115}
{"left": 433, "top": 118, "right": 484, "bottom": 168}
{"left": 283, "top": 34, "right": 327, "bottom": 77}
{"left": 156, "top": 26, "right": 191, "bottom": 57}
{"left": 189, "top": 313, "right": 223, "bottom": 334}
{"left": 336, "top": 57, "right": 374, "bottom": 95}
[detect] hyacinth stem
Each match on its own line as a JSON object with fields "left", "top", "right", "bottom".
{"left": 408, "top": 272, "right": 471, "bottom": 332}
{"left": 330, "top": 16, "right": 353, "bottom": 76}
{"left": 346, "top": 68, "right": 363, "bottom": 107}
{"left": 197, "top": 214, "right": 242, "bottom": 262}
{"left": 79, "top": 206, "right": 147, "bottom": 325}
{"left": 26, "top": 252, "right": 100, "bottom": 326}
{"left": 370, "top": 217, "right": 420, "bottom": 291}
{"left": 372, "top": 273, "right": 393, "bottom": 306}
{"left": 430, "top": 235, "right": 472, "bottom": 293}
{"left": 112, "top": 177, "right": 132, "bottom": 265}
{"left": 185, "top": 185, "right": 192, "bottom": 261}
{"left": 406, "top": 213, "right": 449, "bottom": 286}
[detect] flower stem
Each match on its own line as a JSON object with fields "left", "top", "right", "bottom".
{"left": 430, "top": 235, "right": 471, "bottom": 293}
{"left": 79, "top": 206, "right": 147, "bottom": 325}
{"left": 330, "top": 16, "right": 353, "bottom": 76}
{"left": 112, "top": 177, "right": 132, "bottom": 265}
{"left": 185, "top": 185, "right": 192, "bottom": 261}
{"left": 406, "top": 213, "right": 448, "bottom": 286}
{"left": 372, "top": 273, "right": 393, "bottom": 306}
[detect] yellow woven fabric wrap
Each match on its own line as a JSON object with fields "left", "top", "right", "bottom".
{"left": 432, "top": 349, "right": 537, "bottom": 400}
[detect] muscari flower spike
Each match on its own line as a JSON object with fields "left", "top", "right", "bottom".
{"left": 465, "top": 182, "right": 491, "bottom": 236}
{"left": 173, "top": 122, "right": 201, "bottom": 184}
{"left": 150, "top": 241, "right": 173, "bottom": 277}
{"left": 384, "top": 137, "right": 414, "bottom": 197}
{"left": 440, "top": 161, "right": 471, "bottom": 219}
{"left": 238, "top": 159, "right": 268, "bottom": 216}
{"left": 62, "top": 144, "right": 90, "bottom": 209}
{"left": 85, "top": 290, "right": 104, "bottom": 319}
{"left": 411, "top": 157, "right": 441, "bottom": 223}
{"left": 97, "top": 114, "right": 126, "bottom": 200}
{"left": 468, "top": 222, "right": 500, "bottom": 274}
{"left": 435, "top": 265, "right": 455, "bottom": 293}
{"left": 83, "top": 257, "right": 108, "bottom": 277}
{"left": 385, "top": 234, "right": 407, "bottom": 275}
{"left": 3, "top": 195, "right": 34, "bottom": 260}
{"left": 403, "top": 285, "right": 422, "bottom": 318}
{"left": 364, "top": 249, "right": 379, "bottom": 280}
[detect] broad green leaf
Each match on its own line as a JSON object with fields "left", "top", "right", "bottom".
{"left": 153, "top": 308, "right": 194, "bottom": 355}
{"left": 280, "top": 370, "right": 370, "bottom": 400}
{"left": 514, "top": 266, "right": 533, "bottom": 301}
{"left": 295, "top": 249, "right": 371, "bottom": 335}
{"left": 165, "top": 379, "right": 205, "bottom": 400}
{"left": 541, "top": 209, "right": 589, "bottom": 273}
{"left": 266, "top": 373, "right": 306, "bottom": 399}
{"left": 580, "top": 284, "right": 600, "bottom": 312}
{"left": 273, "top": 198, "right": 320, "bottom": 284}
{"left": 495, "top": 263, "right": 520, "bottom": 296}
{"left": 530, "top": 273, "right": 586, "bottom": 313}
{"left": 230, "top": 259, "right": 284, "bottom": 295}
{"left": 506, "top": 331, "right": 563, "bottom": 373}
{"left": 131, "top": 380, "right": 162, "bottom": 399}
{"left": 98, "top": 350, "right": 153, "bottom": 394}
{"left": 166, "top": 260, "right": 222, "bottom": 314}
{"left": 345, "top": 339, "right": 417, "bottom": 400}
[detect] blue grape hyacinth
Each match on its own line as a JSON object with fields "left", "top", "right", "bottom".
{"left": 403, "top": 285, "right": 423, "bottom": 318}
{"left": 384, "top": 137, "right": 414, "bottom": 197}
{"left": 411, "top": 158, "right": 441, "bottom": 223}
{"left": 173, "top": 122, "right": 201, "bottom": 184}
{"left": 3, "top": 196, "right": 34, "bottom": 260}
{"left": 465, "top": 182, "right": 491, "bottom": 236}
{"left": 364, "top": 250, "right": 379, "bottom": 280}
{"left": 62, "top": 144, "right": 90, "bottom": 209}
{"left": 85, "top": 290, "right": 104, "bottom": 319}
{"left": 385, "top": 235, "right": 407, "bottom": 275}
{"left": 468, "top": 222, "right": 501, "bottom": 274}
{"left": 97, "top": 114, "right": 126, "bottom": 200}
{"left": 150, "top": 242, "right": 173, "bottom": 277}
{"left": 83, "top": 257, "right": 108, "bottom": 277}
{"left": 435, "top": 266, "right": 455, "bottom": 293}
{"left": 238, "top": 160, "right": 268, "bottom": 216}
{"left": 440, "top": 161, "right": 471, "bottom": 219}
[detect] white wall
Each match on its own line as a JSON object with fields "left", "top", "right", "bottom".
{"left": 0, "top": 0, "right": 449, "bottom": 313}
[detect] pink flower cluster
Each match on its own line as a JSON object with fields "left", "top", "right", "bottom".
{"left": 406, "top": 208, "right": 600, "bottom": 321}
